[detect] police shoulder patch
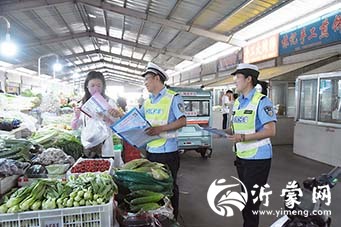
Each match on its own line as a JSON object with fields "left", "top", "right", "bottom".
{"left": 264, "top": 106, "right": 274, "bottom": 117}
{"left": 178, "top": 103, "right": 185, "bottom": 113}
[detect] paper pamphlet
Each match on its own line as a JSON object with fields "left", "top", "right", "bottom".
{"left": 80, "top": 92, "right": 111, "bottom": 118}
{"left": 110, "top": 108, "right": 161, "bottom": 148}
{"left": 80, "top": 92, "right": 118, "bottom": 125}
{"left": 201, "top": 127, "right": 228, "bottom": 137}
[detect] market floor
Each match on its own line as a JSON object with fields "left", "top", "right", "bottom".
{"left": 176, "top": 138, "right": 341, "bottom": 227}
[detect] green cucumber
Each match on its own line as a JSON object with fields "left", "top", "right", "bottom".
{"left": 128, "top": 184, "right": 165, "bottom": 192}
{"left": 130, "top": 203, "right": 161, "bottom": 213}
{"left": 130, "top": 194, "right": 164, "bottom": 205}
{"left": 121, "top": 159, "right": 150, "bottom": 170}
{"left": 115, "top": 170, "right": 172, "bottom": 186}
{"left": 128, "top": 190, "right": 164, "bottom": 198}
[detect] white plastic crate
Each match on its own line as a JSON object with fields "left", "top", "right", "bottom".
{"left": 0, "top": 198, "right": 114, "bottom": 227}
{"left": 66, "top": 158, "right": 114, "bottom": 179}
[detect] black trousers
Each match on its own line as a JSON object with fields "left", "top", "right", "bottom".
{"left": 222, "top": 113, "right": 228, "bottom": 129}
{"left": 146, "top": 151, "right": 180, "bottom": 219}
{"left": 234, "top": 157, "right": 271, "bottom": 227}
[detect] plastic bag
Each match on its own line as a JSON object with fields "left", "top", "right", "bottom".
{"left": 118, "top": 198, "right": 175, "bottom": 226}
{"left": 25, "top": 164, "right": 48, "bottom": 178}
{"left": 0, "top": 158, "right": 30, "bottom": 177}
{"left": 102, "top": 134, "right": 114, "bottom": 157}
{"left": 0, "top": 110, "right": 37, "bottom": 132}
{"left": 81, "top": 118, "right": 109, "bottom": 149}
{"left": 32, "top": 148, "right": 75, "bottom": 166}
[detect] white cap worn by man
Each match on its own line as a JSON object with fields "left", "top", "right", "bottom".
{"left": 141, "top": 62, "right": 169, "bottom": 82}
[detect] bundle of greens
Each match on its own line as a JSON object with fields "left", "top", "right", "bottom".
{"left": 30, "top": 128, "right": 83, "bottom": 159}
{"left": 0, "top": 173, "right": 117, "bottom": 213}
{"left": 66, "top": 173, "right": 118, "bottom": 207}
{"left": 0, "top": 179, "right": 67, "bottom": 213}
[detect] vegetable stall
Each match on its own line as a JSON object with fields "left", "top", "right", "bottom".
{"left": 0, "top": 92, "right": 179, "bottom": 226}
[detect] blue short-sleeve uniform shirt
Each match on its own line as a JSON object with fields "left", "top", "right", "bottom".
{"left": 140, "top": 87, "right": 186, "bottom": 153}
{"left": 236, "top": 88, "right": 277, "bottom": 159}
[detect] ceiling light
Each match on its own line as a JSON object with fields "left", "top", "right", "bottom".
{"left": 1, "top": 37, "right": 17, "bottom": 57}
{"left": 53, "top": 62, "right": 63, "bottom": 72}
{"left": 38, "top": 53, "right": 62, "bottom": 78}
{"left": 0, "top": 17, "right": 17, "bottom": 57}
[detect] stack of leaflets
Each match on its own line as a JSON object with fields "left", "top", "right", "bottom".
{"left": 110, "top": 108, "right": 161, "bottom": 148}
{"left": 80, "top": 92, "right": 111, "bottom": 118}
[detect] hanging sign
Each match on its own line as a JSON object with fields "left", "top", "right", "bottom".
{"left": 279, "top": 11, "right": 341, "bottom": 55}
{"left": 243, "top": 34, "right": 279, "bottom": 63}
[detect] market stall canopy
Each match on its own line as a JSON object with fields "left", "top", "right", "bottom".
{"left": 185, "top": 68, "right": 235, "bottom": 88}
{"left": 302, "top": 57, "right": 341, "bottom": 75}
{"left": 204, "top": 54, "right": 340, "bottom": 87}
{"left": 270, "top": 54, "right": 340, "bottom": 81}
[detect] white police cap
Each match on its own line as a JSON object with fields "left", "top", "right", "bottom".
{"left": 141, "top": 62, "right": 169, "bottom": 81}
{"left": 231, "top": 63, "right": 259, "bottom": 78}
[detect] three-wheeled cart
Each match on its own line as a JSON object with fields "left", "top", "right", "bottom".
{"left": 171, "top": 87, "right": 213, "bottom": 158}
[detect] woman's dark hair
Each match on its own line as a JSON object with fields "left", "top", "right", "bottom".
{"left": 239, "top": 69, "right": 258, "bottom": 87}
{"left": 258, "top": 81, "right": 268, "bottom": 96}
{"left": 250, "top": 76, "right": 258, "bottom": 87}
{"left": 82, "top": 71, "right": 107, "bottom": 103}
{"left": 226, "top": 90, "right": 233, "bottom": 94}
{"left": 242, "top": 74, "right": 258, "bottom": 87}
{"left": 233, "top": 93, "right": 239, "bottom": 100}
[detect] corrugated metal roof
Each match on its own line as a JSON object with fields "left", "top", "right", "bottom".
{"left": 0, "top": 0, "right": 338, "bottom": 87}
{"left": 192, "top": 0, "right": 243, "bottom": 29}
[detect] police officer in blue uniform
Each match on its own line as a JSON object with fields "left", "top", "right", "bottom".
{"left": 140, "top": 62, "right": 187, "bottom": 219}
{"left": 226, "top": 63, "right": 277, "bottom": 227}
